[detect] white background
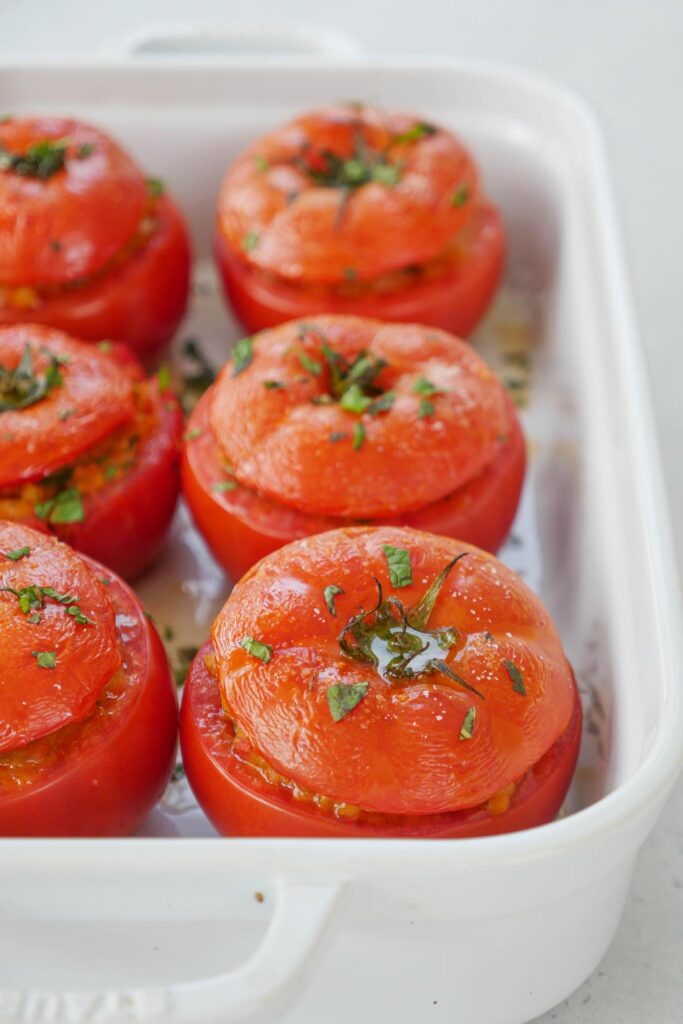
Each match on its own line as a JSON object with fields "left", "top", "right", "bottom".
{"left": 2, "top": 1, "right": 682, "bottom": 1020}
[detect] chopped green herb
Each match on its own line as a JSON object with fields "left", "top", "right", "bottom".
{"left": 27, "top": 613, "right": 41, "bottom": 625}
{"left": 418, "top": 398, "right": 435, "bottom": 419}
{"left": 297, "top": 351, "right": 322, "bottom": 376}
{"left": 383, "top": 545, "right": 413, "bottom": 588}
{"left": 459, "top": 706, "right": 476, "bottom": 740}
{"left": 371, "top": 162, "right": 401, "bottom": 187}
{"left": 146, "top": 177, "right": 165, "bottom": 197}
{"left": 157, "top": 364, "right": 171, "bottom": 391}
{"left": 242, "top": 231, "right": 260, "bottom": 252}
{"left": 67, "top": 605, "right": 96, "bottom": 626}
{"left": 393, "top": 122, "right": 437, "bottom": 144}
{"left": 104, "top": 465, "right": 118, "bottom": 481}
{"left": 231, "top": 336, "right": 253, "bottom": 376}
{"left": 263, "top": 380, "right": 285, "bottom": 390}
{"left": 323, "top": 584, "right": 344, "bottom": 616}
{"left": 339, "top": 383, "right": 372, "bottom": 414}
{"left": 367, "top": 391, "right": 395, "bottom": 415}
{"left": 32, "top": 650, "right": 57, "bottom": 670}
{"left": 99, "top": 576, "right": 111, "bottom": 587}
{"left": 76, "top": 143, "right": 94, "bottom": 159}
{"left": 451, "top": 184, "right": 470, "bottom": 207}
{"left": 504, "top": 659, "right": 526, "bottom": 695}
{"left": 35, "top": 487, "right": 84, "bottom": 525}
{"left": 0, "top": 344, "right": 65, "bottom": 411}
{"left": 327, "top": 681, "right": 368, "bottom": 722}
{"left": 412, "top": 376, "right": 439, "bottom": 396}
{"left": 352, "top": 421, "right": 365, "bottom": 450}
{"left": 253, "top": 155, "right": 269, "bottom": 172}
{"left": 212, "top": 480, "right": 237, "bottom": 493}
{"left": 4, "top": 547, "right": 30, "bottom": 561}
{"left": 328, "top": 431, "right": 347, "bottom": 443}
{"left": 240, "top": 636, "right": 272, "bottom": 663}
{"left": 183, "top": 427, "right": 203, "bottom": 442}
{"left": 57, "top": 407, "right": 75, "bottom": 421}
{"left": 0, "top": 138, "right": 67, "bottom": 179}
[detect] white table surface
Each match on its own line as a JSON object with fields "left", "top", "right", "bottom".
{"left": 1, "top": 0, "right": 682, "bottom": 1019}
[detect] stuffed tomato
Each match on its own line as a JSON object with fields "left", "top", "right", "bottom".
{"left": 0, "top": 521, "right": 177, "bottom": 836}
{"left": 182, "top": 315, "right": 525, "bottom": 578}
{"left": 0, "top": 115, "right": 191, "bottom": 361}
{"left": 0, "top": 323, "right": 182, "bottom": 579}
{"left": 180, "top": 526, "right": 581, "bottom": 838}
{"left": 215, "top": 103, "right": 504, "bottom": 335}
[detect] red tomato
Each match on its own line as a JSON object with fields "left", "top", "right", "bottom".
{"left": 0, "top": 116, "right": 191, "bottom": 362}
{"left": 0, "top": 522, "right": 177, "bottom": 836}
{"left": 215, "top": 105, "right": 503, "bottom": 335}
{"left": 182, "top": 316, "right": 525, "bottom": 577}
{"left": 180, "top": 528, "right": 581, "bottom": 837}
{"left": 0, "top": 324, "right": 182, "bottom": 580}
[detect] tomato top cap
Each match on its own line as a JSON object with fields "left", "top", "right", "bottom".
{"left": 0, "top": 116, "right": 148, "bottom": 287}
{"left": 0, "top": 521, "right": 122, "bottom": 752}
{"left": 217, "top": 103, "right": 482, "bottom": 283}
{"left": 209, "top": 315, "right": 512, "bottom": 519}
{"left": 0, "top": 324, "right": 137, "bottom": 487}
{"left": 211, "top": 526, "right": 576, "bottom": 817}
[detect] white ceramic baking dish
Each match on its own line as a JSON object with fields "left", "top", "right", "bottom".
{"left": 0, "top": 40, "right": 681, "bottom": 1024}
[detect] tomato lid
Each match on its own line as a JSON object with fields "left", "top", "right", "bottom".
{"left": 0, "top": 522, "right": 121, "bottom": 752}
{"left": 0, "top": 324, "right": 137, "bottom": 487}
{"left": 209, "top": 316, "right": 510, "bottom": 518}
{"left": 0, "top": 116, "right": 148, "bottom": 287}
{"left": 212, "top": 527, "right": 576, "bottom": 816}
{"left": 218, "top": 104, "right": 480, "bottom": 283}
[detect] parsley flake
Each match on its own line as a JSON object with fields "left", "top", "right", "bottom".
{"left": 323, "top": 584, "right": 344, "bottom": 616}
{"left": 231, "top": 336, "right": 253, "bottom": 376}
{"left": 32, "top": 650, "right": 57, "bottom": 670}
{"left": 298, "top": 351, "right": 322, "bottom": 376}
{"left": 327, "top": 681, "right": 368, "bottom": 722}
{"left": 146, "top": 177, "right": 165, "bottom": 197}
{"left": 240, "top": 636, "right": 272, "bottom": 663}
{"left": 459, "top": 706, "right": 476, "bottom": 740}
{"left": 4, "top": 547, "right": 30, "bottom": 561}
{"left": 419, "top": 398, "right": 435, "bottom": 419}
{"left": 352, "top": 421, "right": 365, "bottom": 450}
{"left": 504, "top": 659, "right": 526, "bottom": 696}
{"left": 383, "top": 545, "right": 413, "bottom": 588}
{"left": 35, "top": 487, "right": 84, "bottom": 525}
{"left": 242, "top": 231, "right": 260, "bottom": 252}
{"left": 451, "top": 184, "right": 470, "bottom": 207}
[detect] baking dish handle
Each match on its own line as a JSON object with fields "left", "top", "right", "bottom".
{"left": 0, "top": 880, "right": 342, "bottom": 1023}
{"left": 101, "top": 23, "right": 364, "bottom": 60}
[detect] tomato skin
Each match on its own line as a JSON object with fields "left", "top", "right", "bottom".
{"left": 56, "top": 383, "right": 183, "bottom": 580}
{"left": 0, "top": 195, "right": 191, "bottom": 363}
{"left": 180, "top": 642, "right": 581, "bottom": 838}
{"left": 0, "top": 555, "right": 177, "bottom": 837}
{"left": 182, "top": 388, "right": 524, "bottom": 579}
{"left": 215, "top": 200, "right": 504, "bottom": 337}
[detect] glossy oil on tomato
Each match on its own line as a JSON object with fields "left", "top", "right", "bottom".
{"left": 0, "top": 522, "right": 177, "bottom": 836}
{"left": 180, "top": 527, "right": 581, "bottom": 837}
{"left": 215, "top": 104, "right": 504, "bottom": 335}
{"left": 182, "top": 315, "right": 525, "bottom": 577}
{"left": 0, "top": 324, "right": 182, "bottom": 580}
{"left": 0, "top": 116, "right": 191, "bottom": 361}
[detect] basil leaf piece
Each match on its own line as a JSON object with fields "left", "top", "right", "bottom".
{"left": 298, "top": 351, "right": 322, "bottom": 376}
{"left": 419, "top": 398, "right": 435, "bottom": 419}
{"left": 46, "top": 488, "right": 84, "bottom": 525}
{"left": 339, "top": 383, "right": 371, "bottom": 414}
{"left": 240, "top": 636, "right": 272, "bottom": 663}
{"left": 242, "top": 232, "right": 260, "bottom": 251}
{"left": 5, "top": 547, "right": 30, "bottom": 561}
{"left": 459, "top": 706, "right": 476, "bottom": 740}
{"left": 327, "top": 681, "right": 368, "bottom": 722}
{"left": 212, "top": 480, "right": 237, "bottom": 493}
{"left": 412, "top": 376, "right": 439, "bottom": 396}
{"left": 146, "top": 177, "right": 165, "bottom": 197}
{"left": 352, "top": 421, "right": 365, "bottom": 450}
{"left": 157, "top": 364, "right": 171, "bottom": 390}
{"left": 231, "top": 337, "right": 253, "bottom": 376}
{"left": 451, "top": 184, "right": 470, "bottom": 207}
{"left": 32, "top": 650, "right": 56, "bottom": 670}
{"left": 323, "top": 584, "right": 344, "bottom": 616}
{"left": 383, "top": 545, "right": 413, "bottom": 589}
{"left": 504, "top": 659, "right": 526, "bottom": 695}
